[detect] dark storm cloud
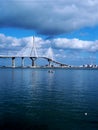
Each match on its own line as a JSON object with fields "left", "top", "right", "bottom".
{"left": 0, "top": 0, "right": 98, "bottom": 35}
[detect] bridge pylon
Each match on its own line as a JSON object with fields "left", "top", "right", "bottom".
{"left": 30, "top": 36, "right": 38, "bottom": 67}
{"left": 30, "top": 36, "right": 38, "bottom": 57}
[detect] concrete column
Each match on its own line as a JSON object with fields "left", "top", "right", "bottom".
{"left": 32, "top": 59, "right": 35, "bottom": 66}
{"left": 21, "top": 57, "right": 24, "bottom": 67}
{"left": 48, "top": 61, "right": 51, "bottom": 67}
{"left": 12, "top": 57, "right": 15, "bottom": 67}
{"left": 30, "top": 57, "right": 37, "bottom": 67}
{"left": 48, "top": 59, "right": 51, "bottom": 67}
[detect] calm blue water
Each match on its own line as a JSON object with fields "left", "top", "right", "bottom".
{"left": 0, "top": 68, "right": 98, "bottom": 130}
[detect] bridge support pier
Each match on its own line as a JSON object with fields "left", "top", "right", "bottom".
{"left": 48, "top": 61, "right": 51, "bottom": 67}
{"left": 48, "top": 59, "right": 52, "bottom": 67}
{"left": 21, "top": 57, "right": 24, "bottom": 67}
{"left": 12, "top": 57, "right": 15, "bottom": 67}
{"left": 30, "top": 57, "right": 37, "bottom": 67}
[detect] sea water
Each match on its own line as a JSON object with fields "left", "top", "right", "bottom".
{"left": 0, "top": 68, "right": 98, "bottom": 130}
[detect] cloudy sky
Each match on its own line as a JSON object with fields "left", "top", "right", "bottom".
{"left": 0, "top": 0, "right": 98, "bottom": 65}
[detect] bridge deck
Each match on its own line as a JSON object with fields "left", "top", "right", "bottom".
{"left": 0, "top": 55, "right": 68, "bottom": 66}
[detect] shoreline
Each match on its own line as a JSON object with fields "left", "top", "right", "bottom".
{"left": 0, "top": 66, "right": 98, "bottom": 69}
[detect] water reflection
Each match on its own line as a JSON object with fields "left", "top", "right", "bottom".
{"left": 0, "top": 68, "right": 98, "bottom": 130}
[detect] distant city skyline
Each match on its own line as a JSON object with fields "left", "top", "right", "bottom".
{"left": 0, "top": 0, "right": 98, "bottom": 65}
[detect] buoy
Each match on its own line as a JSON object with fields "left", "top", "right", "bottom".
{"left": 84, "top": 113, "right": 87, "bottom": 116}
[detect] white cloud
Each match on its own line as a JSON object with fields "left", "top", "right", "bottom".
{"left": 0, "top": 33, "right": 98, "bottom": 63}
{"left": 0, "top": 34, "right": 51, "bottom": 56}
{"left": 53, "top": 38, "right": 98, "bottom": 52}
{"left": 1, "top": 0, "right": 98, "bottom": 35}
{"left": 0, "top": 33, "right": 98, "bottom": 65}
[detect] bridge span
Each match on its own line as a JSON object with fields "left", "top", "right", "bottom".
{"left": 0, "top": 56, "right": 69, "bottom": 68}
{"left": 0, "top": 37, "right": 69, "bottom": 68}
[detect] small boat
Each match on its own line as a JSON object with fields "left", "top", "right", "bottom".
{"left": 48, "top": 70, "right": 54, "bottom": 73}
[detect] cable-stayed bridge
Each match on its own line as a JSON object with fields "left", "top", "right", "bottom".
{"left": 0, "top": 37, "right": 69, "bottom": 68}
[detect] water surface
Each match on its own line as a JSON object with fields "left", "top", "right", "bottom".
{"left": 0, "top": 68, "right": 98, "bottom": 130}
